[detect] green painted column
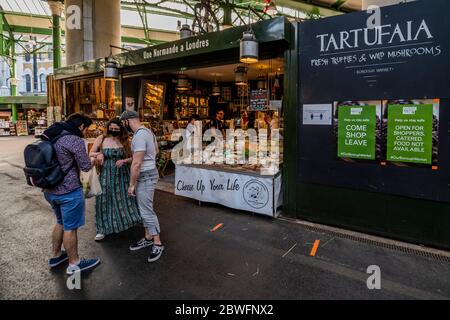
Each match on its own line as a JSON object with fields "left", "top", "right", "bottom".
{"left": 10, "top": 43, "right": 17, "bottom": 123}
{"left": 0, "top": 12, "right": 4, "bottom": 55}
{"left": 53, "top": 14, "right": 61, "bottom": 69}
{"left": 48, "top": 1, "right": 64, "bottom": 69}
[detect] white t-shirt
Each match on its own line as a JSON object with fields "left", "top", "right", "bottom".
{"left": 131, "top": 127, "right": 158, "bottom": 172}
{"left": 185, "top": 123, "right": 195, "bottom": 140}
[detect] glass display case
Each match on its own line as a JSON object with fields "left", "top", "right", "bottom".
{"left": 139, "top": 80, "right": 165, "bottom": 121}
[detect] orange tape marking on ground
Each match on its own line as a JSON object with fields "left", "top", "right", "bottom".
{"left": 310, "top": 240, "right": 320, "bottom": 256}
{"left": 210, "top": 223, "right": 224, "bottom": 232}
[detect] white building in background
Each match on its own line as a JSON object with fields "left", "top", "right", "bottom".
{"left": 0, "top": 38, "right": 54, "bottom": 97}
{"left": 0, "top": 58, "right": 10, "bottom": 96}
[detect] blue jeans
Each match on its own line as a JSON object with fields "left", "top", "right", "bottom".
{"left": 44, "top": 187, "right": 85, "bottom": 231}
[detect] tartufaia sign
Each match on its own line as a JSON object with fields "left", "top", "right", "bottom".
{"left": 316, "top": 19, "right": 434, "bottom": 53}
{"left": 300, "top": 0, "right": 450, "bottom": 101}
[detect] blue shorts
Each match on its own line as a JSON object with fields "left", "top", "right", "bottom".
{"left": 44, "top": 187, "right": 85, "bottom": 231}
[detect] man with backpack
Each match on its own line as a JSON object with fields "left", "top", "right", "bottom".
{"left": 25, "top": 112, "right": 100, "bottom": 275}
{"left": 120, "top": 111, "right": 164, "bottom": 262}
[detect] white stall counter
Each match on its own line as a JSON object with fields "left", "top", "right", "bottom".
{"left": 175, "top": 164, "right": 282, "bottom": 217}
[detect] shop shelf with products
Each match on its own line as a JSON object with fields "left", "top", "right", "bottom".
{"left": 0, "top": 120, "right": 12, "bottom": 136}
{"left": 139, "top": 81, "right": 165, "bottom": 121}
{"left": 175, "top": 93, "right": 210, "bottom": 119}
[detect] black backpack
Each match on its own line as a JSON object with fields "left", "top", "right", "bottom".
{"left": 23, "top": 133, "right": 74, "bottom": 189}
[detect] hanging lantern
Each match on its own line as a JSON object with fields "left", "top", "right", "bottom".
{"left": 211, "top": 79, "right": 221, "bottom": 96}
{"left": 235, "top": 66, "right": 248, "bottom": 86}
{"left": 180, "top": 24, "right": 192, "bottom": 39}
{"left": 176, "top": 74, "right": 190, "bottom": 91}
{"left": 256, "top": 75, "right": 267, "bottom": 89}
{"left": 104, "top": 55, "right": 119, "bottom": 81}
{"left": 240, "top": 30, "right": 258, "bottom": 64}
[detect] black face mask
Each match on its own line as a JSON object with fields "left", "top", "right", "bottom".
{"left": 108, "top": 130, "right": 121, "bottom": 137}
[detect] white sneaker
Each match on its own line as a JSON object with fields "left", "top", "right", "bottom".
{"left": 94, "top": 234, "right": 105, "bottom": 241}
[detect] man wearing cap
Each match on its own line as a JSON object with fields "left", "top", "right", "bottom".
{"left": 120, "top": 111, "right": 164, "bottom": 262}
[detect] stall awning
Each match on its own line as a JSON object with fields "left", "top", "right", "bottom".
{"left": 54, "top": 17, "right": 293, "bottom": 80}
{"left": 0, "top": 96, "right": 47, "bottom": 106}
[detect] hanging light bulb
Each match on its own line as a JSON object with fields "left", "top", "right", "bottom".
{"left": 235, "top": 66, "right": 248, "bottom": 86}
{"left": 104, "top": 50, "right": 119, "bottom": 81}
{"left": 240, "top": 29, "right": 258, "bottom": 64}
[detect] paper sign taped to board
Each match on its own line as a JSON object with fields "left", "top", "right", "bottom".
{"left": 303, "top": 104, "right": 332, "bottom": 125}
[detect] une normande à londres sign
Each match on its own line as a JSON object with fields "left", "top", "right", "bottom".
{"left": 143, "top": 38, "right": 210, "bottom": 60}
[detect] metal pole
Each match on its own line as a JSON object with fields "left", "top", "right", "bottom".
{"left": 33, "top": 37, "right": 38, "bottom": 92}
{"left": 48, "top": 1, "right": 63, "bottom": 69}
{"left": 10, "top": 41, "right": 17, "bottom": 123}
{"left": 53, "top": 13, "right": 61, "bottom": 69}
{"left": 0, "top": 12, "right": 3, "bottom": 55}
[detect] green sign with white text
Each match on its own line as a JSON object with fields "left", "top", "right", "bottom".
{"left": 387, "top": 104, "right": 433, "bottom": 164}
{"left": 337, "top": 105, "right": 376, "bottom": 160}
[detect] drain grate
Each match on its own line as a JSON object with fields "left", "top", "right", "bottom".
{"left": 281, "top": 218, "right": 450, "bottom": 264}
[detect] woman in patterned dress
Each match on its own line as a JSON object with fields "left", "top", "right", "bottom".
{"left": 89, "top": 118, "right": 141, "bottom": 241}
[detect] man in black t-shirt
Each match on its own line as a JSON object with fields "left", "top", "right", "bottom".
{"left": 208, "top": 109, "right": 226, "bottom": 137}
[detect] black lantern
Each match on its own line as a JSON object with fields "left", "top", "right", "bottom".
{"left": 176, "top": 74, "right": 190, "bottom": 91}
{"left": 180, "top": 24, "right": 192, "bottom": 39}
{"left": 257, "top": 75, "right": 267, "bottom": 89}
{"left": 235, "top": 66, "right": 248, "bottom": 86}
{"left": 211, "top": 79, "right": 221, "bottom": 96}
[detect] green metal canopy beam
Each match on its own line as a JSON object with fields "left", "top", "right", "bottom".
{"left": 0, "top": 95, "right": 47, "bottom": 105}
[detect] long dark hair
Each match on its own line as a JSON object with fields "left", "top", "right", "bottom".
{"left": 104, "top": 117, "right": 131, "bottom": 158}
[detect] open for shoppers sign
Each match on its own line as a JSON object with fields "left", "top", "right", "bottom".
{"left": 175, "top": 165, "right": 282, "bottom": 217}
{"left": 337, "top": 105, "right": 376, "bottom": 160}
{"left": 387, "top": 104, "right": 433, "bottom": 164}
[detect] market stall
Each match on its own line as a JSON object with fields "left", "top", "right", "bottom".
{"left": 0, "top": 96, "right": 47, "bottom": 137}
{"left": 118, "top": 22, "right": 287, "bottom": 215}
{"left": 64, "top": 77, "right": 122, "bottom": 138}
{"left": 52, "top": 17, "right": 292, "bottom": 217}
{"left": 0, "top": 111, "right": 15, "bottom": 136}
